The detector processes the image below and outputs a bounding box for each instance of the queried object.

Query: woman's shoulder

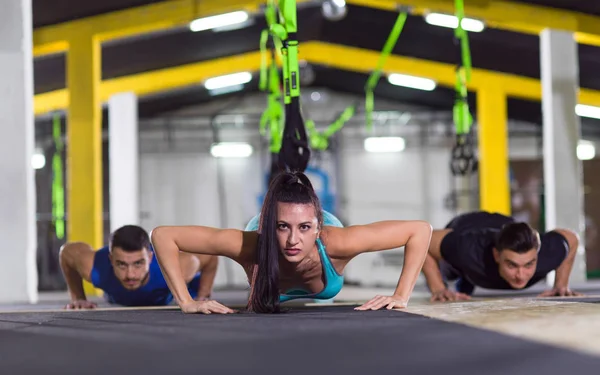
[319,225,348,258]
[322,210,344,228]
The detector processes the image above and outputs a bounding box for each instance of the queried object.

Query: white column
[0,0,38,303]
[540,29,587,285]
[108,92,139,232]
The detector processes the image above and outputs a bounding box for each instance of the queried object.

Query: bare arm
[327,220,432,303]
[59,242,95,302]
[421,253,447,293]
[422,229,452,292]
[150,226,256,306]
[417,228,472,301]
[428,229,453,260]
[552,229,580,290]
[197,255,218,300]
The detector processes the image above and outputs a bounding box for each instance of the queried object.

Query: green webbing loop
[271,0,300,103]
[259,29,269,92]
[265,0,278,30]
[52,113,65,239]
[259,6,285,154]
[364,12,408,131]
[453,0,473,137]
[270,23,289,104]
[264,0,284,59]
[306,104,356,151]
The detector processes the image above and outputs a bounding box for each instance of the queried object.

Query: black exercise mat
[0,305,599,375]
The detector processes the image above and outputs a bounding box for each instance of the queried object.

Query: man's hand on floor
[430,289,471,302]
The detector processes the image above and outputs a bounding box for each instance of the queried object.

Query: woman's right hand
[179,299,237,314]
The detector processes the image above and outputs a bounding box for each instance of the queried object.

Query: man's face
[493,248,538,289]
[109,247,152,290]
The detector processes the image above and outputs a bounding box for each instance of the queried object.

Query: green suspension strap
[52,113,65,240]
[263,0,355,169]
[260,0,286,183]
[450,0,477,176]
[364,11,408,131]
[259,26,284,153]
[305,104,356,151]
[270,0,311,172]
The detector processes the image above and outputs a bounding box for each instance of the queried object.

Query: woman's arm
[326,220,432,309]
[150,226,256,313]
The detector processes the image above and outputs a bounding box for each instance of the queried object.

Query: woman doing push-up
[150,171,432,314]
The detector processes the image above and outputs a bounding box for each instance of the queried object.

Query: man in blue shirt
[59,225,218,309]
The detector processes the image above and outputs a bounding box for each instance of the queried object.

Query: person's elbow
[406,221,433,252]
[555,228,580,252]
[413,220,433,239]
[59,242,88,265]
[150,226,175,251]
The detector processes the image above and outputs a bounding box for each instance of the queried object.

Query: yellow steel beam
[33,41,68,58]
[304,42,534,100]
[346,0,600,47]
[477,83,510,215]
[32,0,600,59]
[35,91,69,115]
[33,42,600,115]
[66,35,103,295]
[33,0,266,57]
[102,52,262,98]
[34,50,263,115]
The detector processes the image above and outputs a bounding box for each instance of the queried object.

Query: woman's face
[276,202,319,262]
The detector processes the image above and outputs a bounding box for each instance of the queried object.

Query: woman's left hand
[354,295,408,311]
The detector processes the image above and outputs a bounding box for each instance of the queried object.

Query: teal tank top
[244,210,345,302]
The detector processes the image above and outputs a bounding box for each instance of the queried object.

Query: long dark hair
[247,171,323,313]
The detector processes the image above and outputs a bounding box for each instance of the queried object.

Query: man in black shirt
[423,211,582,302]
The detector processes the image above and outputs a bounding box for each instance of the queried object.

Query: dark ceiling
[31,0,600,130]
[32,0,169,28]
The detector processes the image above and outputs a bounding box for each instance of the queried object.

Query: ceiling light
[32,149,45,169]
[210,142,253,158]
[364,137,406,153]
[577,140,595,161]
[204,72,252,90]
[207,84,245,96]
[189,11,249,32]
[387,73,436,91]
[576,104,600,120]
[322,0,347,21]
[424,13,485,33]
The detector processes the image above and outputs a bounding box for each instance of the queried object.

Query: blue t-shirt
[90,246,201,306]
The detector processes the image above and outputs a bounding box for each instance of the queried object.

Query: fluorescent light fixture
[364,137,406,153]
[189,11,249,32]
[424,13,485,33]
[576,104,600,119]
[208,84,245,97]
[577,140,595,161]
[322,0,347,21]
[210,142,253,158]
[32,150,45,169]
[387,73,436,91]
[204,72,252,91]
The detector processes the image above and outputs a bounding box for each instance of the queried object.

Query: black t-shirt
[440,228,569,290]
[445,211,514,232]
